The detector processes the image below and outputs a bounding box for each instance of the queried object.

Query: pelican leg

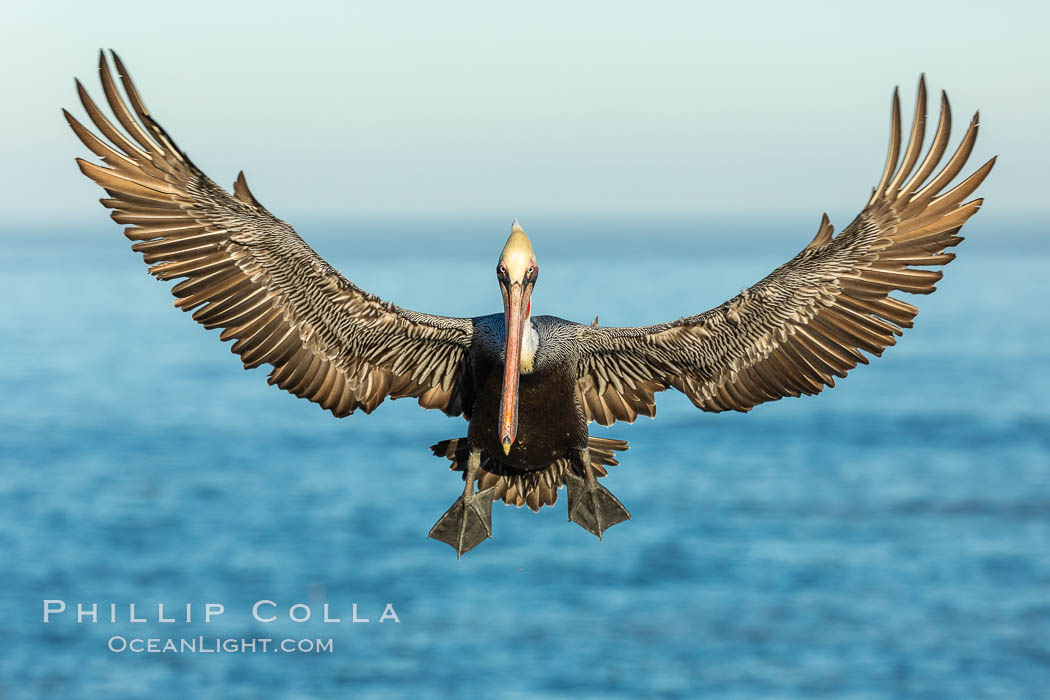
[566,447,631,539]
[428,449,495,558]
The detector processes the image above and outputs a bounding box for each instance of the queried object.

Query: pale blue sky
[3,0,1047,227]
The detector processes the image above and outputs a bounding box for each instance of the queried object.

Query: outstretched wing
[66,51,474,417]
[575,77,995,425]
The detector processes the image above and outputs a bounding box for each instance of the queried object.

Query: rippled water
[1,218,1048,698]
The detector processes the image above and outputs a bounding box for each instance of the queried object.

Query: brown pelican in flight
[66,52,994,556]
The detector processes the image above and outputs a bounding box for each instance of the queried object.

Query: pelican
[66,52,995,556]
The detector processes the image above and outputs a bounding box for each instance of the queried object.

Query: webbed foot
[429,446,494,557]
[565,472,631,539]
[428,487,495,557]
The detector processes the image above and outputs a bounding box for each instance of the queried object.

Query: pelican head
[497,220,539,455]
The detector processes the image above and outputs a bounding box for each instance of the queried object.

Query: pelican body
[470,314,586,470]
[67,52,995,555]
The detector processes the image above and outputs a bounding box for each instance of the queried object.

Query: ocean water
[1,217,1048,698]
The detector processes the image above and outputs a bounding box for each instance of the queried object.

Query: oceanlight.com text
[107,636,335,654]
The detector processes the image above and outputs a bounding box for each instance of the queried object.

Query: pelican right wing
[575,77,995,425]
[67,51,474,418]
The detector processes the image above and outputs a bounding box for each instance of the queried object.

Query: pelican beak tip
[501,438,512,456]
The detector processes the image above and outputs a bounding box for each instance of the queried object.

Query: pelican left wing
[66,51,473,417]
[575,77,994,425]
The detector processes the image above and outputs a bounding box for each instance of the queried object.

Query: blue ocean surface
[0,216,1047,698]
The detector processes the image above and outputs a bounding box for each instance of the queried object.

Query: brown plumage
[431,436,628,512]
[574,79,995,420]
[67,52,993,551]
[66,51,475,421]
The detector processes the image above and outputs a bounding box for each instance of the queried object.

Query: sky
[3,0,1048,229]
